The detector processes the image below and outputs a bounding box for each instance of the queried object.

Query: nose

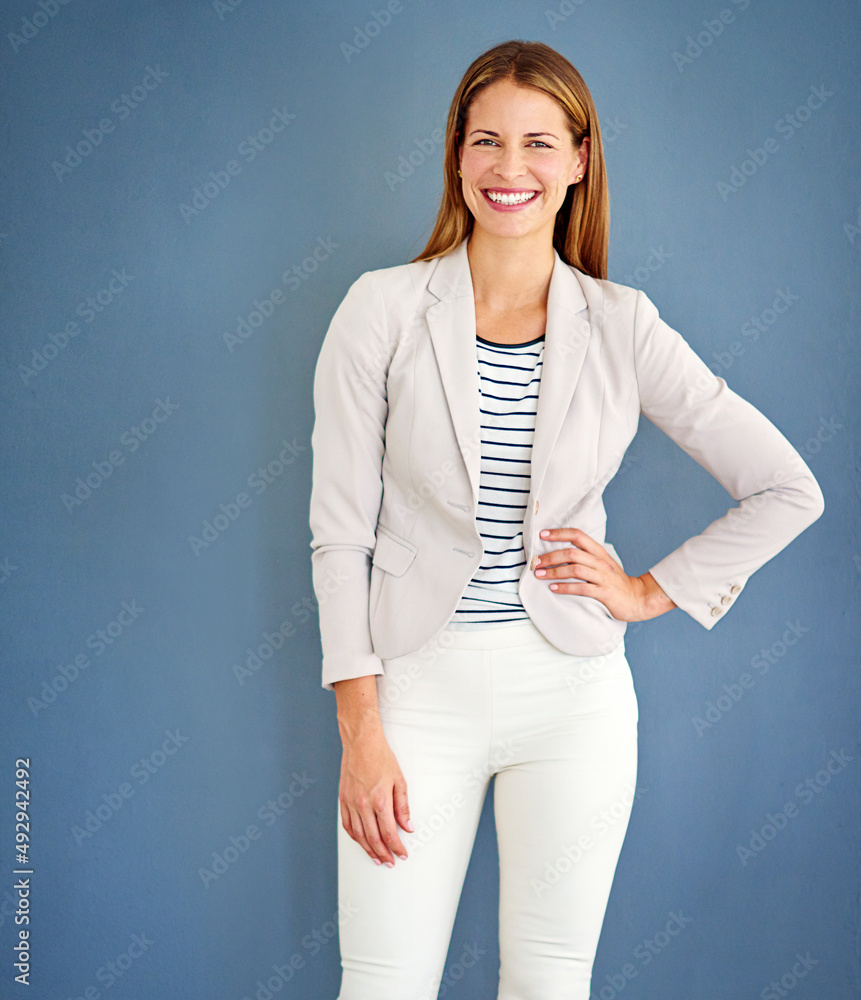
[494,144,528,180]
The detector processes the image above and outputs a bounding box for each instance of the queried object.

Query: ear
[570,135,590,184]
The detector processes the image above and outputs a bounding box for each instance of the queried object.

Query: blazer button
[730,584,741,594]
[721,594,731,605]
[529,555,538,571]
[534,500,539,514]
[710,606,722,617]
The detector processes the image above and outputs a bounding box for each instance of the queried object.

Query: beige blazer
[309,237,824,691]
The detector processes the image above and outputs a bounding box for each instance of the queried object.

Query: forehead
[466,79,566,125]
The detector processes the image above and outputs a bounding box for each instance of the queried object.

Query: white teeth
[486,190,538,205]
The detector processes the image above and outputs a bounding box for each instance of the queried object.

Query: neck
[465,229,556,311]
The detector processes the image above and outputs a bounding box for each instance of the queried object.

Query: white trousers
[335,617,639,1000]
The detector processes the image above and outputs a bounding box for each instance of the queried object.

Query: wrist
[636,572,677,621]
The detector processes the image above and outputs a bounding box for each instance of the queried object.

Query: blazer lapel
[425,237,594,505]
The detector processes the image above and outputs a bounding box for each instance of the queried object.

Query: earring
[575,174,583,182]
[457,169,462,177]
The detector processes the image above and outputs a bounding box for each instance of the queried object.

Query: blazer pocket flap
[372,525,418,577]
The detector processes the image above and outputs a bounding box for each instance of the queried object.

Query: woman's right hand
[339,727,414,867]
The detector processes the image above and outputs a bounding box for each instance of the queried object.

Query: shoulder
[357,255,436,293]
[567,267,652,329]
[341,255,439,319]
[576,269,644,307]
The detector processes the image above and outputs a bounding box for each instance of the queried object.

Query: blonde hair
[411,39,609,279]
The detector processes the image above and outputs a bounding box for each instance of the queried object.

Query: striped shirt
[447,331,545,628]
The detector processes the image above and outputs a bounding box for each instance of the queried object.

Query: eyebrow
[468,129,560,139]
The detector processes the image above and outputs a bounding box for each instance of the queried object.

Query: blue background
[1,1,859,997]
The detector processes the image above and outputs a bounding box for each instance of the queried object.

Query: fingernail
[540,530,550,537]
[373,858,382,866]
[384,861,394,868]
[535,569,545,576]
[405,820,415,832]
[396,853,408,861]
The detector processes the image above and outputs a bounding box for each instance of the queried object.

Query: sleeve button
[721,595,732,605]
[730,584,741,594]
[710,606,722,617]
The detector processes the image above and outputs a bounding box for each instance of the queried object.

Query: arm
[333,675,385,739]
[309,271,390,690]
[632,288,825,627]
[311,274,415,867]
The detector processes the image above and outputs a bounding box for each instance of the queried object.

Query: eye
[528,140,552,148]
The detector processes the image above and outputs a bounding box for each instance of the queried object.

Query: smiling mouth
[483,189,539,206]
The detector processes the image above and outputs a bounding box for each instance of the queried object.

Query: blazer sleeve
[632,288,825,628]
[309,271,390,691]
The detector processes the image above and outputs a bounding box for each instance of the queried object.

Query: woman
[308,39,824,1000]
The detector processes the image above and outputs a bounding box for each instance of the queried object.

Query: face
[457,78,588,244]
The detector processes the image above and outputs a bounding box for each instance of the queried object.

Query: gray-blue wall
[1,1,858,997]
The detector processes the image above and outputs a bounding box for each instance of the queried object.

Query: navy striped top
[447,332,545,627]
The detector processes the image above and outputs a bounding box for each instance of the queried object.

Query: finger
[377,806,409,862]
[376,782,411,861]
[358,800,396,866]
[345,806,379,864]
[548,527,601,556]
[539,527,596,548]
[393,778,414,837]
[549,579,603,598]
[537,548,599,572]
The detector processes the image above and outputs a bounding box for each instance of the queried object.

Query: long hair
[410,40,609,279]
